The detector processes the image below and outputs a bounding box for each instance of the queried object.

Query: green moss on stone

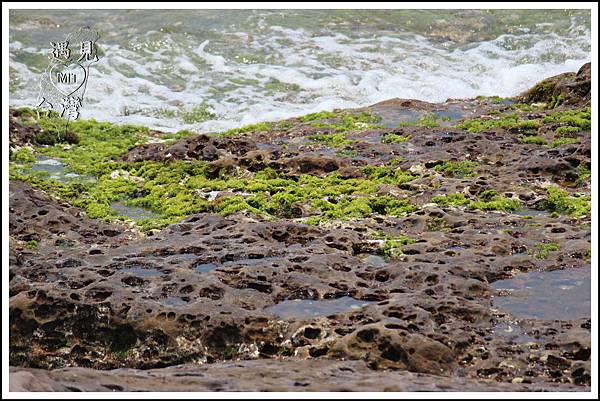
[217,121,273,137]
[519,136,548,145]
[540,187,590,218]
[432,190,519,212]
[549,138,579,148]
[399,113,440,128]
[310,132,357,148]
[434,160,478,178]
[10,148,36,164]
[530,242,560,259]
[431,193,470,206]
[456,113,540,133]
[381,132,411,144]
[542,108,591,131]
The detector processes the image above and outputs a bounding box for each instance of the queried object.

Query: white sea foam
[9,21,591,133]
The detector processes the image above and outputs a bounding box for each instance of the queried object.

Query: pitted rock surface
[9,66,591,391]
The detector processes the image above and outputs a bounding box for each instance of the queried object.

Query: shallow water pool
[492,266,590,320]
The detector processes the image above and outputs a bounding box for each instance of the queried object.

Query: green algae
[381,132,411,144]
[30,116,150,176]
[216,121,273,137]
[476,95,511,104]
[432,190,520,212]
[519,136,548,145]
[542,107,591,131]
[547,94,566,109]
[455,107,590,151]
[549,138,579,148]
[468,191,520,212]
[433,160,478,178]
[12,144,419,229]
[399,113,440,128]
[530,242,560,259]
[426,216,448,232]
[234,109,381,139]
[385,157,406,166]
[555,126,581,137]
[10,103,589,235]
[362,165,417,185]
[10,148,36,164]
[298,111,338,122]
[310,110,383,132]
[310,132,357,148]
[25,240,39,250]
[335,149,358,158]
[371,231,416,257]
[576,164,591,186]
[455,112,540,133]
[540,187,590,218]
[431,193,470,207]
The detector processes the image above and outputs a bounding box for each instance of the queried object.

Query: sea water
[9,10,591,133]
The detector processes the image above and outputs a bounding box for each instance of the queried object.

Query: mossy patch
[216,121,273,137]
[555,125,580,137]
[309,132,357,148]
[433,160,478,178]
[25,240,39,250]
[381,132,411,144]
[179,103,217,124]
[426,216,448,232]
[468,190,520,212]
[549,138,579,148]
[310,110,383,132]
[455,112,540,133]
[432,190,520,212]
[371,231,416,257]
[399,113,440,128]
[362,165,417,185]
[542,108,590,131]
[576,164,591,186]
[10,147,36,164]
[298,111,338,122]
[519,136,548,145]
[539,187,590,218]
[530,242,560,259]
[12,147,419,230]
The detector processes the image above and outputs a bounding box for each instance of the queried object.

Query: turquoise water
[9,10,591,132]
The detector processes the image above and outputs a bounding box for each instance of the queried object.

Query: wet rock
[10,359,577,392]
[8,64,592,391]
[519,62,591,106]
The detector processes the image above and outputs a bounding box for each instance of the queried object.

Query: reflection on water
[193,262,218,273]
[110,201,160,221]
[492,323,537,344]
[379,109,423,128]
[492,266,590,320]
[265,296,374,319]
[30,156,93,183]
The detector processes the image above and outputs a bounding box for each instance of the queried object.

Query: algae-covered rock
[8,64,592,391]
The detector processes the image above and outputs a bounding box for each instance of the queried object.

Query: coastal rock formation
[9,65,592,391]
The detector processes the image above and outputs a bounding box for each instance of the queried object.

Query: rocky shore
[8,63,591,391]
